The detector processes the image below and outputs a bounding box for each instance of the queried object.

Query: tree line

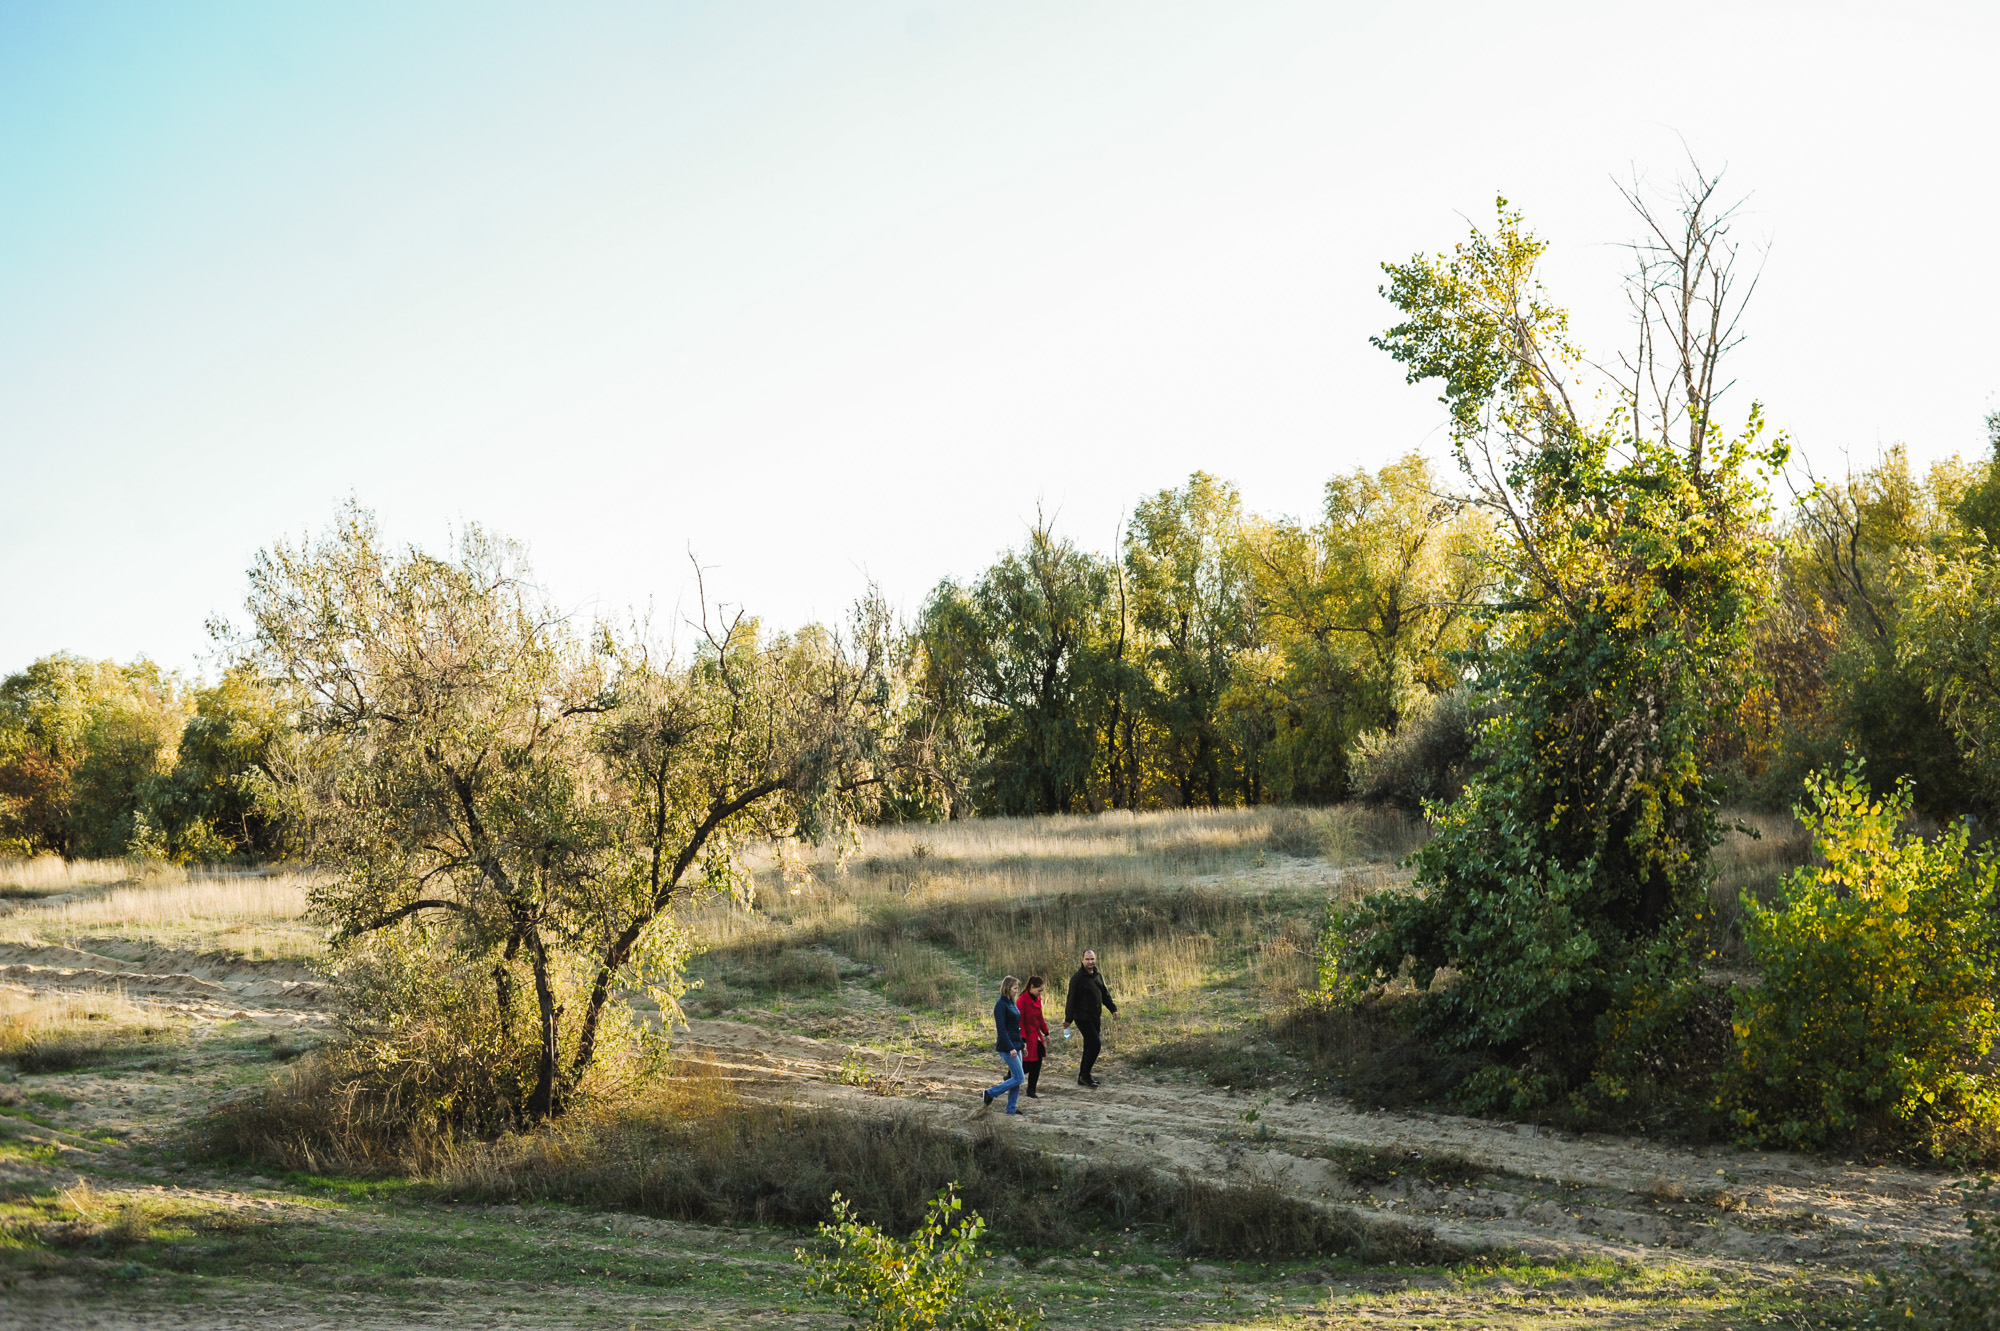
[6,434,2000,864]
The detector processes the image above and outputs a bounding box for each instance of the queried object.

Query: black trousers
[1076,1018,1102,1082]
[1023,1058,1042,1095]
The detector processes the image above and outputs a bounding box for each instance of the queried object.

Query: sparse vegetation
[1871,1181,2000,1329]
[0,865,320,957]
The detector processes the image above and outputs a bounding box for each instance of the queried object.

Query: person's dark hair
[1027,974,1044,990]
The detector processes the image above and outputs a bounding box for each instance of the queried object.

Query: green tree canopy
[247,505,916,1121]
[1340,174,1789,1108]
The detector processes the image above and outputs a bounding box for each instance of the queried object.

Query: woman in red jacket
[1017,975,1051,1097]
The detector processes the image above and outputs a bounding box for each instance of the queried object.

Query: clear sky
[3,1,1996,677]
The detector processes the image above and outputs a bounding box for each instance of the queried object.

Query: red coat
[1017,991,1050,1061]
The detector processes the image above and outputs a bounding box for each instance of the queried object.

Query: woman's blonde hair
[1000,975,1019,998]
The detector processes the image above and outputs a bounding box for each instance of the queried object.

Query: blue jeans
[987,1050,1024,1112]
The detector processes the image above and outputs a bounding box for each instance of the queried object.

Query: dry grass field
[0,809,1915,1330]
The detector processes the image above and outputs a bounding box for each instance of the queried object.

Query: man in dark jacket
[1062,949,1117,1087]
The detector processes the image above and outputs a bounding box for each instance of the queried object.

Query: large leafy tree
[1339,175,1788,1107]
[1125,472,1258,807]
[0,654,187,858]
[1244,453,1493,802]
[913,517,1117,816]
[247,506,912,1121]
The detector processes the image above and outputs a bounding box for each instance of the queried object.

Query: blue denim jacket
[993,996,1024,1054]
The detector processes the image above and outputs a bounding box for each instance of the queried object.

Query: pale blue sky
[4,1,1997,675]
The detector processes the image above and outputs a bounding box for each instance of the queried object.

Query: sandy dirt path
[681,1018,1963,1274]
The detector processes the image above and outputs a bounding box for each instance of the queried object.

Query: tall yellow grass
[0,870,322,959]
[0,984,183,1069]
[680,805,1426,1047]
[0,856,134,895]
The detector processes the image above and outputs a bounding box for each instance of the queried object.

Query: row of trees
[0,655,282,861]
[911,431,2000,828]
[0,457,1503,858]
[911,459,1493,817]
[9,430,2000,863]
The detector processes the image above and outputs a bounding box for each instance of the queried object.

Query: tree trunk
[524,928,562,1120]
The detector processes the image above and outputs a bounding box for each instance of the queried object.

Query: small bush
[1263,809,1325,857]
[1724,765,2000,1154]
[1262,806,1427,862]
[764,948,841,993]
[880,945,968,1010]
[798,1185,1040,1331]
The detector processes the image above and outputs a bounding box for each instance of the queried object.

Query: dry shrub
[1250,918,1318,1002]
[200,958,659,1172]
[745,948,841,993]
[37,1181,169,1252]
[0,987,181,1073]
[1703,812,1812,963]
[200,1025,526,1172]
[1264,807,1427,863]
[862,942,967,1010]
[1347,688,1494,814]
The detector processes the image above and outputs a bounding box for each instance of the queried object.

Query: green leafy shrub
[1724,765,2000,1153]
[797,1186,1039,1331]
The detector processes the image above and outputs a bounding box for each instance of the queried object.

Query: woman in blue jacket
[984,976,1027,1114]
